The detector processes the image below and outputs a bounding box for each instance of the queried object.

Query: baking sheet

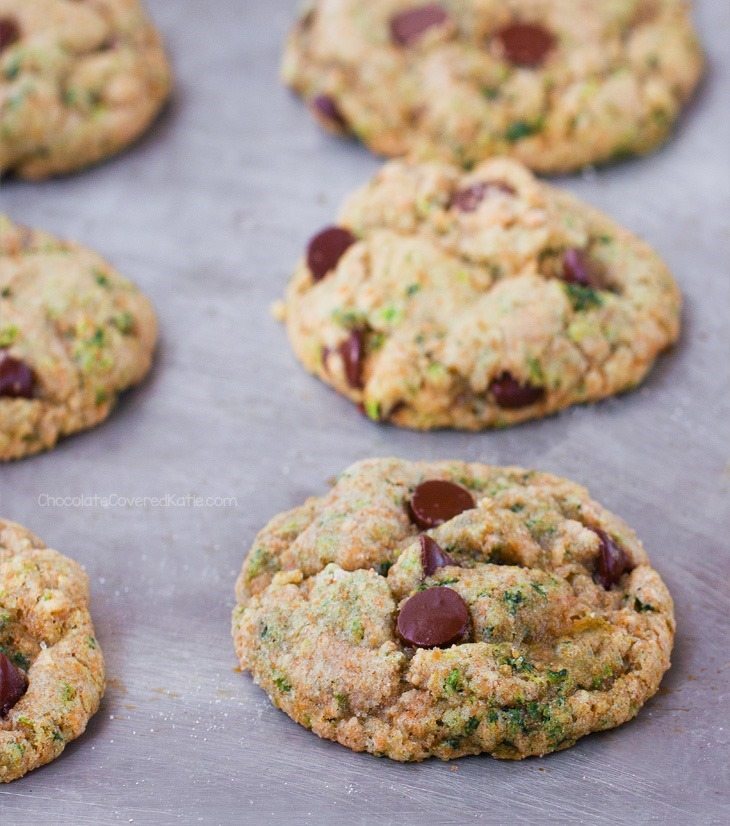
[1,1,728,823]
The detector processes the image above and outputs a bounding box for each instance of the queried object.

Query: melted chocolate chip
[420,535,457,576]
[450,181,515,212]
[0,17,20,52]
[311,94,348,131]
[306,226,357,282]
[562,248,603,288]
[496,22,555,68]
[338,329,366,389]
[489,372,544,409]
[408,480,475,530]
[390,4,449,46]
[397,587,470,648]
[0,351,35,398]
[593,529,633,589]
[0,652,28,717]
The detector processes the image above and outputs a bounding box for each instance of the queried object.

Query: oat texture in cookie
[281,158,681,430]
[232,458,675,762]
[0,0,171,179]
[0,214,157,460]
[0,520,105,782]
[283,0,703,173]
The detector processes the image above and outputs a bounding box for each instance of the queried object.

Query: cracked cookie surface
[0,519,105,782]
[232,458,674,762]
[283,0,703,173]
[0,214,157,460]
[282,158,681,430]
[0,0,171,179]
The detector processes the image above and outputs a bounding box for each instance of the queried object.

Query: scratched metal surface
[0,1,728,823]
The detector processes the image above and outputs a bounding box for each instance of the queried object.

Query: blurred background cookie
[283,0,703,172]
[0,0,171,179]
[0,215,157,460]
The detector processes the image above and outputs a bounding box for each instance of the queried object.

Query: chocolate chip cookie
[232,458,675,762]
[281,158,681,430]
[283,0,703,173]
[0,214,157,460]
[0,0,171,179]
[1,519,105,782]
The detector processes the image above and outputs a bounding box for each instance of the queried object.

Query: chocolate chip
[306,226,357,282]
[0,17,20,52]
[450,181,515,212]
[0,351,35,398]
[408,480,475,530]
[562,248,605,288]
[390,4,449,46]
[338,329,365,389]
[0,652,28,717]
[397,587,470,648]
[420,535,457,576]
[593,529,633,589]
[311,94,348,131]
[489,372,544,409]
[496,22,555,68]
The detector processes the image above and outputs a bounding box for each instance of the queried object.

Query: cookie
[0,519,105,782]
[0,214,157,460]
[232,458,674,762]
[280,158,681,430]
[0,0,171,180]
[282,0,703,173]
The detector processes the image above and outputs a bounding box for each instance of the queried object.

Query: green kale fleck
[634,597,656,613]
[503,655,535,674]
[272,673,292,693]
[564,283,603,312]
[93,269,111,288]
[443,669,463,694]
[0,325,19,347]
[547,668,569,684]
[505,119,543,143]
[503,588,526,615]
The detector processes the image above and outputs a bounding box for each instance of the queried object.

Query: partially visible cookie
[0,520,105,782]
[0,0,171,179]
[232,458,675,762]
[283,0,703,173]
[281,157,681,430]
[0,214,157,460]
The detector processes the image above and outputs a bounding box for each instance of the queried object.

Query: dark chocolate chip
[593,529,633,589]
[0,652,28,717]
[489,372,544,409]
[562,248,603,288]
[496,22,555,68]
[450,181,515,212]
[338,329,365,389]
[306,226,357,282]
[311,94,348,131]
[397,587,470,648]
[390,4,449,46]
[0,351,35,398]
[408,480,475,530]
[420,535,457,576]
[0,17,20,52]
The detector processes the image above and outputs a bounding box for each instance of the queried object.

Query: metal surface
[1,1,728,823]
